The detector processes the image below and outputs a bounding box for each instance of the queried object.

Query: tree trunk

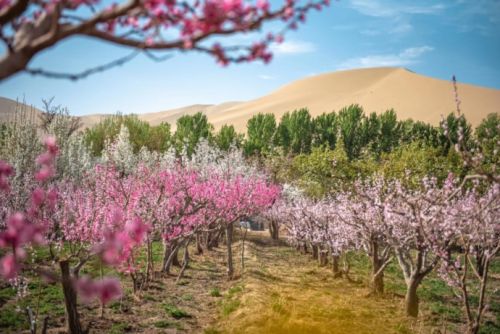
[332,254,341,278]
[226,223,234,279]
[146,238,154,281]
[209,229,222,249]
[172,245,180,267]
[60,260,84,334]
[370,242,384,295]
[204,231,212,250]
[176,240,191,284]
[195,233,203,255]
[269,221,279,240]
[163,242,181,274]
[312,244,318,260]
[162,241,173,272]
[405,276,420,317]
[318,249,328,267]
[371,264,384,295]
[241,227,248,271]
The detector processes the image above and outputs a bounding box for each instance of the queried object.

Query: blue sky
[1,0,499,116]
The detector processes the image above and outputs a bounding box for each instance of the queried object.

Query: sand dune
[1,68,499,132]
[0,97,43,123]
[202,67,499,131]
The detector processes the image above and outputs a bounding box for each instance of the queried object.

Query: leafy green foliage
[244,113,276,156]
[210,287,222,297]
[475,113,499,174]
[84,114,171,156]
[173,112,213,155]
[214,124,244,151]
[337,104,367,160]
[311,112,338,149]
[380,142,463,187]
[163,303,191,319]
[438,112,472,154]
[274,108,313,154]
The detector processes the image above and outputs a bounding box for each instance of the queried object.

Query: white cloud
[349,0,445,18]
[258,74,275,80]
[337,46,434,70]
[271,40,316,55]
[391,22,413,34]
[359,21,413,36]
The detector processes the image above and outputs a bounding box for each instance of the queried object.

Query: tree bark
[226,223,234,279]
[195,233,203,255]
[269,221,279,240]
[312,244,318,260]
[146,238,154,281]
[161,241,173,272]
[332,254,341,278]
[171,244,181,267]
[370,241,384,295]
[60,260,84,334]
[176,239,191,284]
[241,227,247,271]
[163,242,181,274]
[318,249,328,267]
[405,276,420,317]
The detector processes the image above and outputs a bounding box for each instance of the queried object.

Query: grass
[1,232,498,333]
[109,322,131,334]
[221,299,241,316]
[211,232,500,334]
[154,319,184,330]
[163,303,191,319]
[0,240,231,333]
[210,287,222,297]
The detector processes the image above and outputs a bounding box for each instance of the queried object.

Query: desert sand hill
[2,68,499,131]
[0,97,42,123]
[201,67,499,131]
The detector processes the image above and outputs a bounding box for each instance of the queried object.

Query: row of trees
[83,106,497,165]
[1,101,498,333]
[264,175,498,334]
[83,112,244,157]
[243,105,478,158]
[1,109,280,333]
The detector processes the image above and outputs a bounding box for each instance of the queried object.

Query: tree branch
[0,0,29,26]
[25,50,141,80]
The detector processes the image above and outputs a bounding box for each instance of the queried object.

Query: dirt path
[210,231,417,334]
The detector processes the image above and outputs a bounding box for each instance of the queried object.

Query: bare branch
[0,0,29,26]
[25,50,141,81]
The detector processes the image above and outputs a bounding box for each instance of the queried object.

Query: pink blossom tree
[432,183,499,334]
[384,175,460,317]
[334,177,394,295]
[1,137,125,333]
[211,175,279,278]
[0,0,329,80]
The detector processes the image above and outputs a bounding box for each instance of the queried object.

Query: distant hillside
[0,97,42,124]
[2,68,499,131]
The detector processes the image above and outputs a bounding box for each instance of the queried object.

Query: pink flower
[0,254,20,279]
[43,136,58,154]
[95,278,122,305]
[74,276,96,303]
[0,160,13,191]
[35,152,54,166]
[35,166,55,182]
[256,0,269,11]
[125,218,149,244]
[31,187,46,207]
[75,277,122,305]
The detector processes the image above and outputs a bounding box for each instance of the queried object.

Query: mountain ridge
[1,67,499,131]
